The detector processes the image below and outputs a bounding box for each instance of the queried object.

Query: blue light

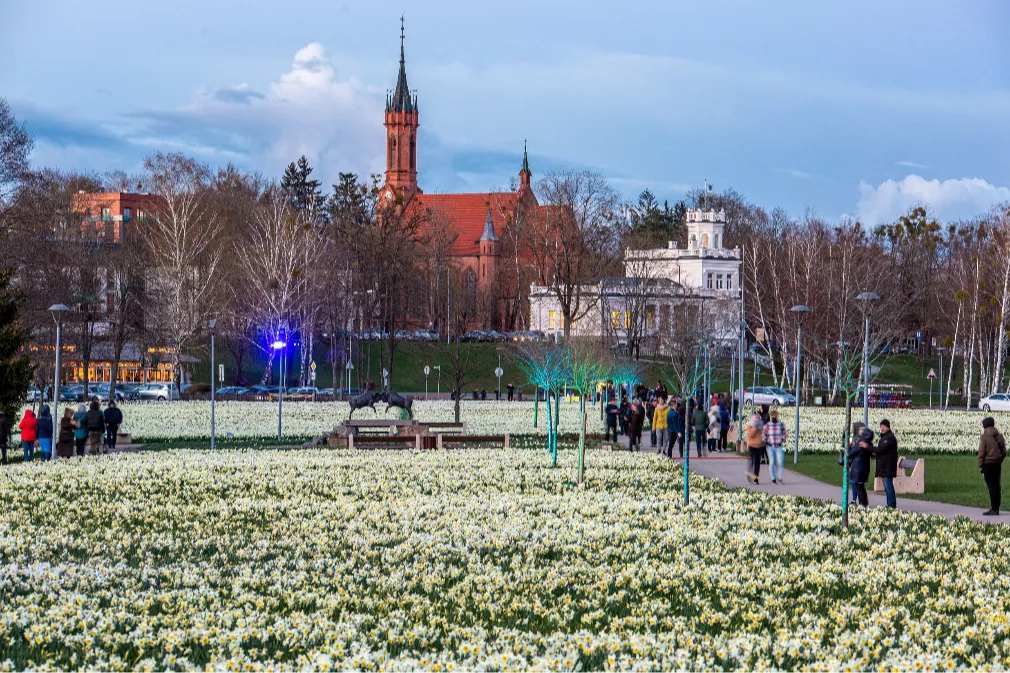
[271,340,287,350]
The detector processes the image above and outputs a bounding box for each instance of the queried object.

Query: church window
[716,273,724,290]
[409,136,416,170]
[389,136,397,169]
[707,273,713,289]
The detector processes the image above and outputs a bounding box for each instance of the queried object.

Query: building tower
[519,140,532,193]
[384,17,420,197]
[478,205,500,289]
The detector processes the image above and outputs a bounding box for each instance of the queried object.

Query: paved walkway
[611,434,1003,525]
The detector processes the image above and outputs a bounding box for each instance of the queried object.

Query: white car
[979,393,1010,412]
[743,386,797,406]
[137,382,181,401]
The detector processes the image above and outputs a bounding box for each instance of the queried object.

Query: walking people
[653,396,669,452]
[36,405,54,461]
[744,412,765,484]
[18,408,37,462]
[629,399,645,451]
[978,416,1006,516]
[872,418,898,509]
[619,397,630,438]
[604,396,619,442]
[507,382,514,402]
[72,404,88,457]
[0,410,9,465]
[848,422,865,504]
[667,399,682,459]
[647,396,657,447]
[691,398,708,457]
[57,408,75,458]
[762,408,788,484]
[848,427,874,507]
[707,404,720,453]
[719,403,731,452]
[104,401,123,452]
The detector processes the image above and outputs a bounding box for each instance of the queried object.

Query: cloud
[775,168,813,180]
[895,160,930,169]
[119,42,386,182]
[857,174,1010,225]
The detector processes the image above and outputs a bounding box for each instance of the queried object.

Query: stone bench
[874,456,924,494]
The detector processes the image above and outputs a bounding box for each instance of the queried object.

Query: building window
[464,267,477,313]
[690,234,697,249]
[716,273,724,290]
[611,310,621,329]
[549,311,556,330]
[624,312,630,329]
[101,207,111,221]
[137,209,144,221]
[409,136,416,170]
[123,207,131,221]
[389,136,397,169]
[646,309,656,331]
[702,233,709,248]
[727,274,733,290]
[707,273,713,289]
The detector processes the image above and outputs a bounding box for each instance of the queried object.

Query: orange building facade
[72,191,162,244]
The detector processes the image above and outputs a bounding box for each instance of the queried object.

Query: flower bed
[1,449,1008,670]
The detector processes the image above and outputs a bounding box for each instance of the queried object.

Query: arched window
[702,233,710,248]
[713,234,720,248]
[689,234,697,249]
[409,136,416,170]
[388,136,397,169]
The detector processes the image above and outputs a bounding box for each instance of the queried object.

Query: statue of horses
[348,391,382,419]
[382,390,414,419]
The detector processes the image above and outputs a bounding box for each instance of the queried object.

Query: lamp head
[208,319,217,331]
[48,304,70,313]
[856,291,880,302]
[790,305,811,314]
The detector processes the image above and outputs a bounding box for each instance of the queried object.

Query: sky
[2,0,1009,225]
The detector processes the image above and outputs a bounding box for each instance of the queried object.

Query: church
[379,22,554,328]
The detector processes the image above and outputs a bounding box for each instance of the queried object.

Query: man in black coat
[85,401,105,456]
[873,418,899,508]
[104,401,124,451]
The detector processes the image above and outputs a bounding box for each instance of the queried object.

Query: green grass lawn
[790,453,998,509]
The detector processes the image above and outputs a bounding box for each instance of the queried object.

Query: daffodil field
[2,448,1010,671]
[34,401,1005,454]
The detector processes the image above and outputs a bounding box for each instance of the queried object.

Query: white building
[529,208,742,351]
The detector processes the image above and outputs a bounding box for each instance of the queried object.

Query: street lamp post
[790,305,811,464]
[209,320,217,450]
[273,328,287,440]
[856,292,880,426]
[49,304,69,460]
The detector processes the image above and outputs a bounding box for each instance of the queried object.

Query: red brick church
[380,22,554,329]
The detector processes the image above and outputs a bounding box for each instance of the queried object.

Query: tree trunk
[946,301,962,409]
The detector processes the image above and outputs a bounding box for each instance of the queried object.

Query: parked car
[288,386,320,396]
[92,383,126,402]
[743,386,796,406]
[26,385,43,402]
[137,382,181,401]
[117,383,144,401]
[394,330,413,340]
[216,386,249,395]
[979,393,1010,412]
[317,388,335,396]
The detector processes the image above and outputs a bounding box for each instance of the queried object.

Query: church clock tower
[384,18,420,199]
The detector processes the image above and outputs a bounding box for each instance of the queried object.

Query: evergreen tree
[281,155,324,220]
[0,269,32,421]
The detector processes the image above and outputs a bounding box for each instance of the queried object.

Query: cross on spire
[400,15,405,63]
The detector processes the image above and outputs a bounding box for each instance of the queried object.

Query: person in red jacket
[18,409,37,462]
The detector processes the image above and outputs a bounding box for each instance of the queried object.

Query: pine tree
[0,269,32,421]
[281,155,324,220]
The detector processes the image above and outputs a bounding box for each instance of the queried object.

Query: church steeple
[519,139,532,191]
[384,16,420,196]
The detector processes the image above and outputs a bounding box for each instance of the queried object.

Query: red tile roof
[415,192,519,257]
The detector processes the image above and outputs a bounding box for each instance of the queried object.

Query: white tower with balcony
[687,208,726,252]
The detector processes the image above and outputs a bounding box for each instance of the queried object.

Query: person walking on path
[653,396,669,453]
[618,397,630,438]
[848,427,874,507]
[628,399,645,451]
[666,400,682,458]
[872,418,898,508]
[691,400,708,458]
[104,401,123,452]
[72,404,88,458]
[57,408,75,458]
[762,408,788,484]
[18,409,37,462]
[36,405,54,461]
[0,410,9,465]
[719,404,731,452]
[707,404,721,453]
[744,413,765,484]
[646,396,657,447]
[85,400,105,455]
[507,382,514,402]
[604,396,619,442]
[978,416,1006,516]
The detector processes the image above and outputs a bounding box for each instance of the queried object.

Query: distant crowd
[0,400,125,464]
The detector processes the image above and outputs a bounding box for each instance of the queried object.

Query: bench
[347,434,425,450]
[874,456,924,494]
[424,422,467,435]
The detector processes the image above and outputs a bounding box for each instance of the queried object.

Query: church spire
[389,15,414,113]
[480,205,499,242]
[519,139,532,191]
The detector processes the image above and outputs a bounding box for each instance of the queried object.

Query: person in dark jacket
[72,404,88,458]
[872,418,898,508]
[36,405,54,461]
[0,410,9,465]
[848,427,874,507]
[104,401,124,451]
[85,400,105,456]
[604,397,619,442]
[628,399,645,451]
[691,401,708,457]
[618,398,630,438]
[57,408,75,458]
[978,416,1006,516]
[666,401,682,459]
[719,405,731,452]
